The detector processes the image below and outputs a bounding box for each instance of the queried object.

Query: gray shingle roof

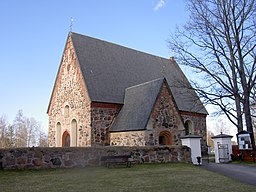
[71,32,207,114]
[111,78,164,132]
[211,133,233,139]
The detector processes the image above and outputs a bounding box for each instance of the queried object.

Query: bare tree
[25,117,39,147]
[13,110,27,147]
[0,111,48,148]
[0,115,8,148]
[5,125,15,147]
[0,116,16,148]
[37,130,48,147]
[168,0,256,147]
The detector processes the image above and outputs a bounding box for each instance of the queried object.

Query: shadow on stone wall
[0,146,191,170]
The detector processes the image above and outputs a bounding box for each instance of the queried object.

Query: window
[184,120,193,135]
[71,119,77,147]
[64,105,69,118]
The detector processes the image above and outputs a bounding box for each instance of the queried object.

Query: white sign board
[237,133,252,150]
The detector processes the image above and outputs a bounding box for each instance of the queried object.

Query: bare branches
[0,111,48,148]
[168,0,256,139]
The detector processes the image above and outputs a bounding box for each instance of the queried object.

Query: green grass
[0,163,255,192]
[231,160,256,166]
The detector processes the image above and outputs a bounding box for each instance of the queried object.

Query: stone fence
[0,146,191,170]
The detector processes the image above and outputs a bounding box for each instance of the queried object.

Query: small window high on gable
[64,105,69,118]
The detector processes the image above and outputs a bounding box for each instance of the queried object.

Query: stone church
[47,32,208,149]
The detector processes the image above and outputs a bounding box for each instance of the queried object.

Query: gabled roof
[69,32,207,114]
[111,78,165,132]
[212,133,233,139]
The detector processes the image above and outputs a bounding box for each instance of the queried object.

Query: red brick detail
[91,102,122,109]
[180,111,207,118]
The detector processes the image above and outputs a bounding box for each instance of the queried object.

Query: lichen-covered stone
[0,146,191,170]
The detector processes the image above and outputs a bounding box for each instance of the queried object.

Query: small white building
[212,133,233,163]
[181,135,202,165]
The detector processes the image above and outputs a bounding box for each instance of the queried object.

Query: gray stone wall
[147,83,184,145]
[0,146,191,170]
[91,107,119,146]
[111,131,146,146]
[110,83,185,146]
[181,114,207,153]
[48,37,91,147]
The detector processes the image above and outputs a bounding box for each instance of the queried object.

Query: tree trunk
[244,90,255,148]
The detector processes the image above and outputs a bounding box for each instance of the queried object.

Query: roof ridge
[70,32,173,62]
[69,32,208,114]
[125,78,165,91]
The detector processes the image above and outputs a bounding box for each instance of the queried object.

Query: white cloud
[154,0,166,11]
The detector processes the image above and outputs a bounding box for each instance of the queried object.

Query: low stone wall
[0,146,191,170]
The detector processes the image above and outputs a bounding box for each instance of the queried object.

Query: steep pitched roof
[111,78,165,132]
[70,32,207,114]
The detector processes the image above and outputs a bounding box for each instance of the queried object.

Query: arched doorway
[62,131,70,147]
[184,120,193,135]
[159,131,172,145]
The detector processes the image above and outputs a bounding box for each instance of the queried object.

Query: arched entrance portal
[159,131,172,145]
[62,131,70,147]
[184,120,193,135]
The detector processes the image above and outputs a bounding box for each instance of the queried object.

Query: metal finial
[70,17,74,32]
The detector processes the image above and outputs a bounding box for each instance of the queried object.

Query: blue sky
[0,0,189,132]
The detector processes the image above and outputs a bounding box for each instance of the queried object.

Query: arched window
[62,131,70,147]
[71,119,77,147]
[159,131,172,145]
[56,122,61,147]
[64,105,69,118]
[184,120,193,135]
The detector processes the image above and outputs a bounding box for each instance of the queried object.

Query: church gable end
[110,79,185,146]
[145,80,184,146]
[48,35,91,147]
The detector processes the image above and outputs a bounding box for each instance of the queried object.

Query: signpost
[237,131,253,150]
[236,130,255,162]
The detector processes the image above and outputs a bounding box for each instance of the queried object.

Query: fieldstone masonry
[181,113,207,153]
[110,83,184,146]
[111,131,146,146]
[146,83,184,145]
[91,107,119,146]
[48,37,91,147]
[47,33,207,156]
[0,146,191,170]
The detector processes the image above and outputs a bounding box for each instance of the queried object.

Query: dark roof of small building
[237,130,252,135]
[70,32,207,114]
[212,133,233,139]
[110,78,165,132]
[180,134,202,139]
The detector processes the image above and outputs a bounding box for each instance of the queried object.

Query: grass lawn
[231,160,256,166]
[0,163,255,192]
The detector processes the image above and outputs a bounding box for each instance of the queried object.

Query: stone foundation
[0,146,191,170]
[111,131,146,146]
